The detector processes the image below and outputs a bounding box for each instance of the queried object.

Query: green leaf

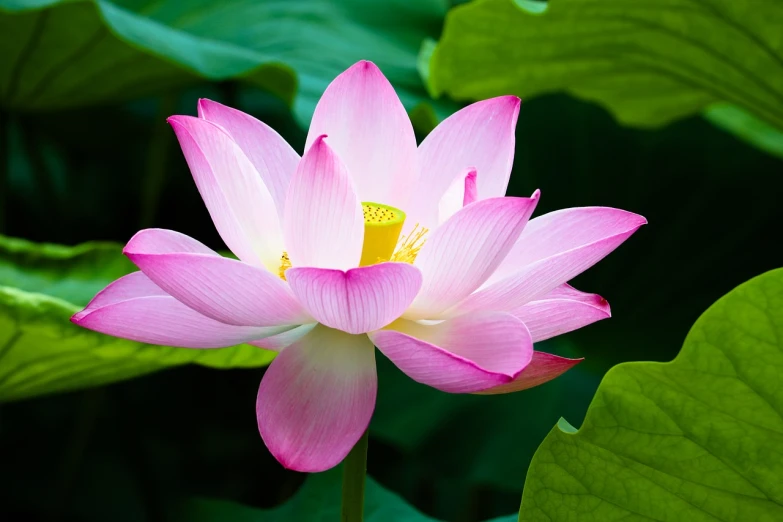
[0,235,276,402]
[519,268,783,521]
[177,467,517,522]
[0,0,455,126]
[704,103,783,159]
[429,0,783,157]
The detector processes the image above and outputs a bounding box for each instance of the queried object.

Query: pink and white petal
[476,351,583,395]
[511,284,611,342]
[197,99,299,217]
[256,325,376,472]
[408,96,520,229]
[168,115,283,272]
[304,61,417,208]
[283,136,363,270]
[286,262,422,335]
[438,167,477,224]
[463,170,478,206]
[72,295,289,348]
[249,323,317,351]
[404,195,539,320]
[125,252,310,328]
[72,272,167,321]
[487,207,647,284]
[369,312,533,394]
[454,207,646,315]
[124,228,217,256]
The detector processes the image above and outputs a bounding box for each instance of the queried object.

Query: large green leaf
[519,268,783,521]
[177,467,516,522]
[0,235,275,402]
[0,0,453,126]
[428,0,783,156]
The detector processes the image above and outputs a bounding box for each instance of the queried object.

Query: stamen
[391,224,428,264]
[278,251,292,280]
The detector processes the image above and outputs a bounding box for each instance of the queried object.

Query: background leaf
[0,0,455,125]
[519,268,783,521]
[0,235,276,402]
[178,467,517,522]
[428,0,783,157]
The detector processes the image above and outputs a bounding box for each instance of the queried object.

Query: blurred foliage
[428,0,783,158]
[521,268,783,521]
[0,0,782,521]
[177,468,517,522]
[0,235,276,402]
[0,0,455,126]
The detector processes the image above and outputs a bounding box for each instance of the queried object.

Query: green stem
[341,429,369,522]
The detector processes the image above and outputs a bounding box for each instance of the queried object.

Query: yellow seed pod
[360,202,405,266]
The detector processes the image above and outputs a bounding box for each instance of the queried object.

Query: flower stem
[341,429,369,522]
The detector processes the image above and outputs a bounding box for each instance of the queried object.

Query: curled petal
[476,351,582,395]
[369,312,533,393]
[511,284,611,342]
[438,167,478,224]
[257,326,376,472]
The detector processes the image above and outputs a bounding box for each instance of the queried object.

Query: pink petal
[463,170,478,206]
[72,272,288,348]
[437,167,477,224]
[197,99,300,218]
[476,351,582,395]
[256,325,376,472]
[511,284,611,342]
[455,207,646,315]
[168,115,283,272]
[283,136,363,270]
[249,324,316,351]
[405,194,539,320]
[125,229,309,327]
[369,312,533,393]
[286,262,422,334]
[72,271,167,318]
[409,96,520,229]
[304,61,417,208]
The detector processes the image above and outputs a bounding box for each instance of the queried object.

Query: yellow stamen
[391,224,428,264]
[278,251,292,280]
[360,202,405,266]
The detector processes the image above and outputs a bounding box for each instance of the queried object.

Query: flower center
[360,202,406,266]
[277,202,428,280]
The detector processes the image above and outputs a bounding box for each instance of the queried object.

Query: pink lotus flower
[72,61,645,472]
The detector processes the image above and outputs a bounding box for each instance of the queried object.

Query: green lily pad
[0,235,276,402]
[0,0,454,126]
[519,268,783,521]
[428,0,783,157]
